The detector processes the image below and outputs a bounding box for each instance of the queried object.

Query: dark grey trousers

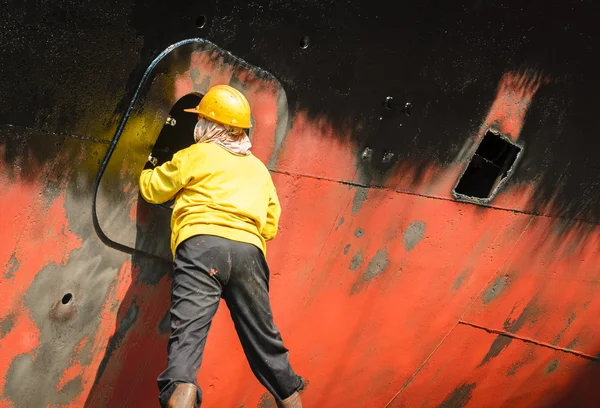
[157,235,304,407]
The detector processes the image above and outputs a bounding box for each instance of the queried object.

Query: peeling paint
[343,244,351,255]
[79,335,94,366]
[57,375,83,402]
[0,314,15,340]
[354,228,365,238]
[337,217,345,227]
[403,221,425,251]
[349,251,364,271]
[4,252,19,278]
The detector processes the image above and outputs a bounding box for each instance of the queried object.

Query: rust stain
[566,338,579,349]
[552,312,576,346]
[438,382,476,408]
[478,335,513,368]
[545,359,559,374]
[506,351,535,376]
[209,268,218,276]
[478,300,540,367]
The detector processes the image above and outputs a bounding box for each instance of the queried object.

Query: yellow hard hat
[184,85,252,128]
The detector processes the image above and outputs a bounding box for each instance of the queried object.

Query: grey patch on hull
[354,228,364,238]
[3,237,123,408]
[58,376,83,401]
[349,251,364,271]
[362,248,389,281]
[482,275,509,304]
[438,383,476,408]
[343,244,351,255]
[552,312,576,346]
[403,221,425,251]
[452,269,469,290]
[267,87,292,169]
[350,248,389,294]
[6,353,80,407]
[337,217,345,227]
[545,359,559,374]
[79,336,94,366]
[4,252,19,278]
[0,314,15,339]
[352,187,369,215]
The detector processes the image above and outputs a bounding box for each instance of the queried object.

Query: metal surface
[1,0,599,407]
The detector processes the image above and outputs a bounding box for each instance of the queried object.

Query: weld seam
[458,320,600,361]
[269,169,598,226]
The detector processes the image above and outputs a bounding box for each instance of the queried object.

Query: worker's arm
[261,182,281,241]
[139,152,188,204]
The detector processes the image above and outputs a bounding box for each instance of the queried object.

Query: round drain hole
[61,293,73,305]
[300,36,310,49]
[196,15,207,29]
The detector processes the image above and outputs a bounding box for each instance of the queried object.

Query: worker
[139,85,305,408]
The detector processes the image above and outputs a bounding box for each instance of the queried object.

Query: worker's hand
[143,154,158,170]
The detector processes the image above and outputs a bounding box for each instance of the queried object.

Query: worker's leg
[222,241,304,403]
[157,236,230,408]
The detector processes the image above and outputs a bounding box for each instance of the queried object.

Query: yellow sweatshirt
[138,142,281,257]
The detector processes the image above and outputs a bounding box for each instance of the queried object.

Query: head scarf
[193,117,252,156]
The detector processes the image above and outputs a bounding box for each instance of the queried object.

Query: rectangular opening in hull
[453,130,522,201]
